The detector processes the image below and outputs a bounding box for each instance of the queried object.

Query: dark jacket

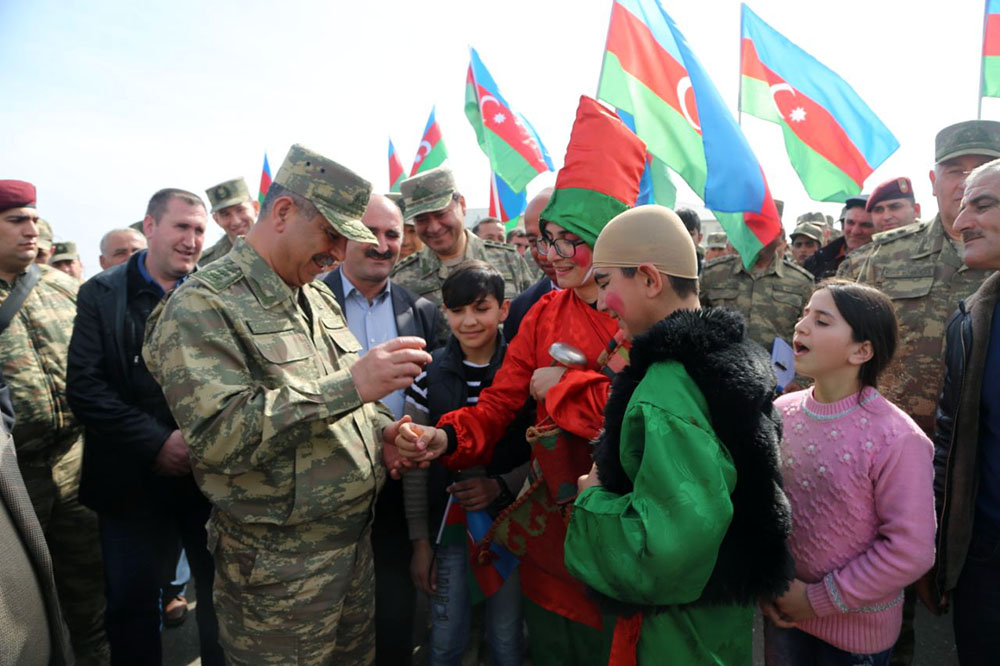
[504,276,555,342]
[67,253,205,517]
[934,272,1000,593]
[422,334,532,531]
[803,236,847,281]
[592,307,794,611]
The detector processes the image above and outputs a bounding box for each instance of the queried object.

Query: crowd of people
[0,96,998,666]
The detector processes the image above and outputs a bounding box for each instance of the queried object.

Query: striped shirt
[404,359,491,417]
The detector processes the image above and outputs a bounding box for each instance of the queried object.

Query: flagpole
[596,0,616,98]
[980,0,989,119]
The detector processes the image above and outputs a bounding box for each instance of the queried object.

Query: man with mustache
[143,145,432,665]
[322,193,441,666]
[200,177,258,266]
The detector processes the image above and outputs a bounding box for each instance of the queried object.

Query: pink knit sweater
[773,387,936,654]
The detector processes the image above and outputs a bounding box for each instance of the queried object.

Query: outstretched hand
[395,420,448,462]
[381,415,431,479]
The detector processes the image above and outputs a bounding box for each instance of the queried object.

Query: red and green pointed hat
[540,95,647,248]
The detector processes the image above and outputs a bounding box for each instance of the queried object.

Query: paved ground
[164,588,959,665]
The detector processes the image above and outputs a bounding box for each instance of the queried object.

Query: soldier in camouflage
[0,180,110,665]
[391,166,532,339]
[35,217,54,264]
[200,177,258,266]
[143,145,432,666]
[700,235,814,354]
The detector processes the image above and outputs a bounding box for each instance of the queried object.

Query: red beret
[0,180,37,212]
[866,177,914,212]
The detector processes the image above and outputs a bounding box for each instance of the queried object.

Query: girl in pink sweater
[763,279,936,665]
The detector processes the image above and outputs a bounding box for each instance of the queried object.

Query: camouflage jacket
[700,253,814,352]
[853,215,992,436]
[0,265,81,465]
[390,230,533,306]
[197,234,233,268]
[143,239,392,552]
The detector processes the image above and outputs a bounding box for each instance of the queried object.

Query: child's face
[445,294,509,354]
[595,267,649,340]
[792,288,867,379]
[541,222,594,290]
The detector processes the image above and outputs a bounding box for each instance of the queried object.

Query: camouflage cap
[206,177,252,213]
[790,222,823,243]
[796,211,826,225]
[936,120,1000,163]
[774,199,785,220]
[273,144,377,244]
[129,220,146,236]
[705,231,728,249]
[384,191,408,223]
[36,218,53,251]
[399,166,457,220]
[50,241,79,263]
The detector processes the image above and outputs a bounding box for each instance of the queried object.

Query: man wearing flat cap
[391,166,532,340]
[0,179,110,664]
[851,121,1000,664]
[143,145,432,665]
[49,241,84,281]
[867,176,921,233]
[201,177,258,266]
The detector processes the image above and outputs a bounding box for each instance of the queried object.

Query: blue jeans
[953,521,1000,665]
[430,541,523,666]
[98,501,223,666]
[764,621,892,666]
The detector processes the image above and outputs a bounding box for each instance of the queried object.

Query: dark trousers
[373,478,416,666]
[953,521,1000,666]
[98,498,223,666]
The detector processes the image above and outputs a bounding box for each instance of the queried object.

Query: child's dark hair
[441,260,505,309]
[816,278,898,389]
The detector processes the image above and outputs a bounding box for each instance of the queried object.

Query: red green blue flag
[489,172,528,231]
[616,108,677,208]
[740,5,898,202]
[598,0,781,267]
[983,0,1000,97]
[410,107,448,176]
[257,153,272,206]
[388,138,406,192]
[465,47,554,192]
[437,495,518,604]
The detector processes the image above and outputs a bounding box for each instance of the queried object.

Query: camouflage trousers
[211,526,376,665]
[20,440,110,666]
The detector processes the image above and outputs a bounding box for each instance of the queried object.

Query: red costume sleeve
[544,369,611,441]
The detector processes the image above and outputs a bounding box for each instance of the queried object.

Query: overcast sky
[1,0,994,278]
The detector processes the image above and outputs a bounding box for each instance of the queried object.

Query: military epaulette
[390,252,421,275]
[39,263,79,300]
[702,254,738,270]
[871,220,929,246]
[481,239,518,254]
[192,258,243,293]
[783,259,815,281]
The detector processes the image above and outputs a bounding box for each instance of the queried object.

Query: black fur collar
[590,307,793,611]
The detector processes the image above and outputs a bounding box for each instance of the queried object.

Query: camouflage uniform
[200,177,254,267]
[197,234,233,267]
[0,264,109,665]
[700,252,814,352]
[834,242,871,281]
[852,215,992,436]
[144,145,391,666]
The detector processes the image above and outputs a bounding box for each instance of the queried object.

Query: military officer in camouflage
[143,145,432,665]
[0,180,109,664]
[200,177,258,266]
[700,235,814,354]
[391,166,532,330]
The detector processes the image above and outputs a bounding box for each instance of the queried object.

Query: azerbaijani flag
[489,172,528,230]
[257,153,272,206]
[437,495,518,604]
[984,1,1000,97]
[410,107,448,176]
[466,47,554,192]
[740,5,898,203]
[598,0,781,267]
[388,138,406,192]
[617,108,677,207]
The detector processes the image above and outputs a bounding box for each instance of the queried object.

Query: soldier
[143,145,432,665]
[49,241,84,280]
[98,227,147,269]
[0,180,109,664]
[851,121,1000,666]
[200,177,258,266]
[805,194,870,280]
[704,231,730,262]
[472,216,505,242]
[789,221,823,267]
[700,236,814,354]
[867,176,921,232]
[35,217,54,264]
[391,166,532,311]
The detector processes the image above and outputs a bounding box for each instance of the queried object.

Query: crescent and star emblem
[769,83,797,120]
[676,77,700,131]
[414,140,432,163]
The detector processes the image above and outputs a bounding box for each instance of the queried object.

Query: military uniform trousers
[210,525,377,666]
[19,439,110,666]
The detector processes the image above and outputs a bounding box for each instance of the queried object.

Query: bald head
[99,228,147,269]
[524,187,555,279]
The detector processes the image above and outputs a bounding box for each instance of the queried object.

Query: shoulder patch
[702,255,738,270]
[192,257,243,293]
[38,263,80,300]
[872,220,928,246]
[783,260,814,281]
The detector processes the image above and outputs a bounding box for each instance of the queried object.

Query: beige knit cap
[592,205,699,279]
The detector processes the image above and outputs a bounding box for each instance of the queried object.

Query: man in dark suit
[505,188,557,341]
[323,193,441,666]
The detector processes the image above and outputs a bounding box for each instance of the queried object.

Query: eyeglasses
[536,236,587,258]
